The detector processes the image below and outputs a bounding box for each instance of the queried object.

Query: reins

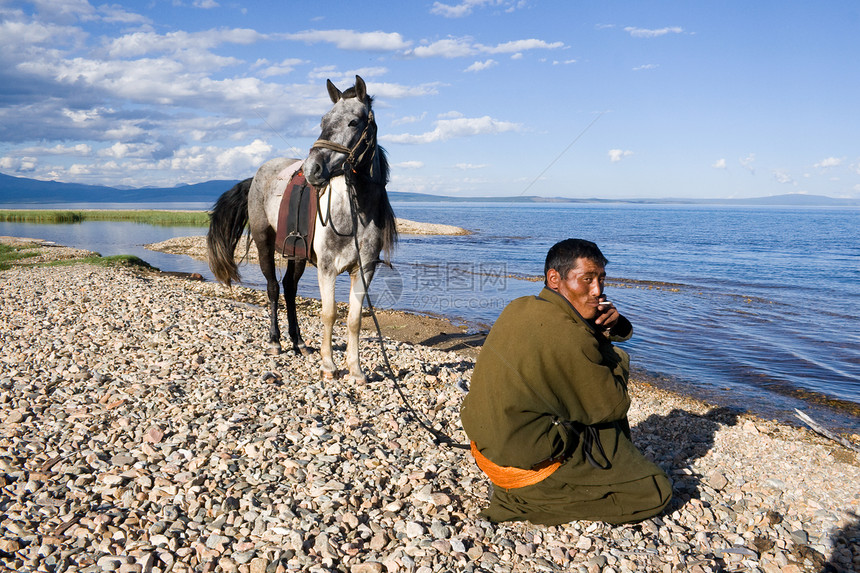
[311,115,468,450]
[344,178,468,451]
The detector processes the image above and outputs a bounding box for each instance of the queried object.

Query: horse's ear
[354,75,366,101]
[326,79,342,103]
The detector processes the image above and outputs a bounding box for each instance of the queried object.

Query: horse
[207,75,397,383]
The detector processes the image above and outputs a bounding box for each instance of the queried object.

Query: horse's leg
[345,269,373,383]
[283,259,310,355]
[255,230,283,354]
[317,268,338,379]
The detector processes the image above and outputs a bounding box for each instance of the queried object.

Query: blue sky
[1,0,859,199]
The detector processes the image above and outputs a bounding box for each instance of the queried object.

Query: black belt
[557,420,615,470]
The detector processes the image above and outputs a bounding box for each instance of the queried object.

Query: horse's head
[304,75,377,189]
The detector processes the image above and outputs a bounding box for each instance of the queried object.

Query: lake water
[2,202,859,434]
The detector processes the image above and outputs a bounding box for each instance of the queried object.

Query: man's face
[547,257,606,320]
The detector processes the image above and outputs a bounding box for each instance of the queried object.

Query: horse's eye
[348,119,359,127]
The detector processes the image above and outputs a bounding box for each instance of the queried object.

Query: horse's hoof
[321,369,338,381]
[346,373,367,385]
[266,344,283,355]
[296,345,313,357]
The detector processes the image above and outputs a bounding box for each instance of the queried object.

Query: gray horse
[207,76,397,382]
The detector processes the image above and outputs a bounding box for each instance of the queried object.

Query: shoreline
[8,232,860,431]
[143,236,860,433]
[2,238,859,572]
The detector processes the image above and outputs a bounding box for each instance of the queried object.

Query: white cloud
[387,116,520,144]
[814,156,842,169]
[712,158,727,169]
[367,82,441,99]
[97,5,151,25]
[407,37,565,59]
[740,153,756,174]
[392,113,427,126]
[62,108,103,124]
[395,161,424,169]
[256,58,304,78]
[0,17,87,57]
[430,0,525,18]
[4,156,39,172]
[773,170,795,185]
[103,123,146,141]
[286,29,411,51]
[68,163,91,175]
[31,0,97,24]
[633,64,659,71]
[552,59,577,65]
[98,142,161,159]
[107,28,263,60]
[608,149,633,162]
[166,139,272,175]
[455,163,487,170]
[215,139,272,172]
[409,38,476,58]
[16,143,91,156]
[194,0,219,8]
[465,59,497,72]
[485,39,565,54]
[624,26,684,38]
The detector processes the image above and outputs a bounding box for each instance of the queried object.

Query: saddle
[275,169,318,261]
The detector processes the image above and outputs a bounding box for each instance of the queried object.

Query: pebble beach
[1,238,859,573]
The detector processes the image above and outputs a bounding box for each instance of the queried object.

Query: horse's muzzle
[303,155,329,189]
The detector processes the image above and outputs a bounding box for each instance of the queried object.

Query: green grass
[0,209,209,226]
[44,254,159,271]
[1,242,158,272]
[0,243,39,270]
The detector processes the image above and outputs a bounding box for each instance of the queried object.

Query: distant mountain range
[1,172,858,206]
[0,172,240,204]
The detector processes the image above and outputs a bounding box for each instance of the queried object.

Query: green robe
[460,287,671,525]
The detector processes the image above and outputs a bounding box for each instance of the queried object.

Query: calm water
[3,202,859,433]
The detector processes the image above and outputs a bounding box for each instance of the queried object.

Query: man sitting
[461,238,672,525]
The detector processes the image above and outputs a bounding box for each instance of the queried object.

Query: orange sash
[470,441,562,489]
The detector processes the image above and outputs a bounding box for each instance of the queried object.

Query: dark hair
[544,238,608,284]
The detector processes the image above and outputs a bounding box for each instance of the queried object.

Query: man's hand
[594,298,621,331]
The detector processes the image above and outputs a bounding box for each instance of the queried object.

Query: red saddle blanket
[275,170,317,261]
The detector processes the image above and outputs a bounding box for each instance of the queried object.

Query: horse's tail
[207,177,252,286]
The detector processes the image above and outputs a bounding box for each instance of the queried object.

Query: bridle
[310,108,380,236]
[310,109,378,180]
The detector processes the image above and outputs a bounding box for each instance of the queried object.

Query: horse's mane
[341,83,396,262]
[341,87,372,105]
[373,145,397,264]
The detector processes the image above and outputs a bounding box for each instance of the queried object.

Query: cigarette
[598,300,611,306]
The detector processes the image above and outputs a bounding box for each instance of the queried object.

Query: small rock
[405,521,425,538]
[248,557,268,573]
[351,563,384,573]
[369,533,388,551]
[0,539,21,553]
[707,471,729,491]
[790,529,809,545]
[143,426,165,443]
